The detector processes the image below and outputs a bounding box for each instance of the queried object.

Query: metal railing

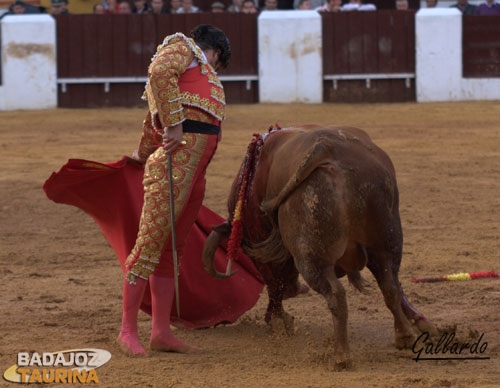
[323,73,415,90]
[58,75,259,93]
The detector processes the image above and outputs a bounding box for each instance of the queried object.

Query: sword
[167,152,181,317]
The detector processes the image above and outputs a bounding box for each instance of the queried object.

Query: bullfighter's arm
[147,38,194,128]
[136,37,195,161]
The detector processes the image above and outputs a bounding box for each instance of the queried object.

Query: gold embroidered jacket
[136,33,226,162]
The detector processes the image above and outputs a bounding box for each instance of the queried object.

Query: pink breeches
[125,132,218,283]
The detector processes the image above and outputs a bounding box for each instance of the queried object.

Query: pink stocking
[117,277,147,357]
[149,274,199,353]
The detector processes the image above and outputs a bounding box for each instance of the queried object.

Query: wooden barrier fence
[53,12,499,107]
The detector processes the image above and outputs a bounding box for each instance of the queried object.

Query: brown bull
[202,125,438,369]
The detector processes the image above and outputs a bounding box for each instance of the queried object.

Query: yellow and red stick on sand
[412,270,499,283]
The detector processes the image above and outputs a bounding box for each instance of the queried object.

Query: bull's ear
[212,221,232,236]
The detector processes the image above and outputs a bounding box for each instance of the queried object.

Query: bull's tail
[260,134,334,214]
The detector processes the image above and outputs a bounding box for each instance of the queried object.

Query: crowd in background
[2,0,499,17]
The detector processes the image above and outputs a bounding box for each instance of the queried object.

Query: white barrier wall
[1,12,498,108]
[258,11,323,104]
[0,15,57,111]
[416,9,500,102]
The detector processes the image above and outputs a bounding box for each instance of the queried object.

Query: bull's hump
[262,126,378,167]
[272,125,371,142]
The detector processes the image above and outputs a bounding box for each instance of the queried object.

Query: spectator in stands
[133,0,150,12]
[10,0,28,13]
[241,0,258,12]
[51,0,70,14]
[475,0,500,14]
[93,2,105,12]
[6,0,44,14]
[341,0,376,11]
[425,0,437,7]
[278,0,294,8]
[150,0,169,13]
[118,0,133,13]
[316,0,341,12]
[450,0,476,14]
[176,0,200,12]
[104,0,120,13]
[227,0,242,12]
[211,1,225,11]
[395,0,409,9]
[261,0,278,9]
[294,0,322,9]
[298,0,312,9]
[169,0,181,11]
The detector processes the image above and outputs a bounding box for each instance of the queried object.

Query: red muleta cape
[43,156,264,329]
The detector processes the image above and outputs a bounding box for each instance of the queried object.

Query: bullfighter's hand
[127,149,146,164]
[162,124,185,154]
[124,256,133,268]
[123,150,145,165]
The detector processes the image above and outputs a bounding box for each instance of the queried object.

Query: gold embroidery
[145,38,193,127]
[206,71,223,88]
[172,167,186,183]
[211,86,226,105]
[126,134,210,283]
[180,91,225,121]
[174,149,190,165]
[142,33,226,127]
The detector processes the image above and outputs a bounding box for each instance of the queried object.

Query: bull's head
[203,131,270,279]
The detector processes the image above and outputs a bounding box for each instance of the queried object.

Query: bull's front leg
[264,282,295,335]
[256,261,296,335]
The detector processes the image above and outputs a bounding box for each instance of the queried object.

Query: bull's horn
[225,259,233,276]
[202,230,237,279]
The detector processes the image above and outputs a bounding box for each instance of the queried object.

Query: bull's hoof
[414,319,439,339]
[269,312,295,336]
[395,333,416,350]
[328,356,353,371]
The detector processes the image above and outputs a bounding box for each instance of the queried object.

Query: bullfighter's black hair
[190,24,231,70]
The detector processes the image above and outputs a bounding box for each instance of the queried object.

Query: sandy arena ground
[1,102,499,388]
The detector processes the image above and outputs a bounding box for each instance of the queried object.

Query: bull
[202,125,438,369]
